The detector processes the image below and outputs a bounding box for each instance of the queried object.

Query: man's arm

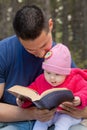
[0,84,56,122]
[0,103,55,122]
[58,102,87,119]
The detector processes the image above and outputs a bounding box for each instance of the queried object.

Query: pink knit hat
[42,43,71,75]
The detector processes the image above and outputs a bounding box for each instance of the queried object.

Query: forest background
[0,0,87,68]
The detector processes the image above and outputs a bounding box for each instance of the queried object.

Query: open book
[8,85,74,110]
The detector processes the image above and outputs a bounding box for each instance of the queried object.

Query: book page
[40,87,68,99]
[8,85,40,101]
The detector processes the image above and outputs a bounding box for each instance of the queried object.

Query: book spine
[33,102,43,109]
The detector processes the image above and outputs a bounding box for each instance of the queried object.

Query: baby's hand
[73,96,81,106]
[16,95,25,107]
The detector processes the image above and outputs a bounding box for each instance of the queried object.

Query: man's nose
[39,49,47,57]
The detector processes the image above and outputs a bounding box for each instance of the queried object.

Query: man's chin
[36,55,44,58]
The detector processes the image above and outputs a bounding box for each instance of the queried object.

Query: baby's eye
[56,74,59,76]
[47,72,51,74]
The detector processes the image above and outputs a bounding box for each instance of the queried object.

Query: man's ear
[48,18,53,31]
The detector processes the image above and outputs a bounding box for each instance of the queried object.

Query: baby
[17,43,87,130]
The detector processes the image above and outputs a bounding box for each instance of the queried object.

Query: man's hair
[13,5,49,40]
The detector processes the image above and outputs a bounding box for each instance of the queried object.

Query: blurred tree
[0,0,87,67]
[0,0,51,39]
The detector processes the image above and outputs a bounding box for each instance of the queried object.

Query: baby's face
[44,70,66,87]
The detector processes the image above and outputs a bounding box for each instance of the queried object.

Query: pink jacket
[22,68,87,108]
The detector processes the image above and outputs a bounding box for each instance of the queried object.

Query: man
[0,4,85,130]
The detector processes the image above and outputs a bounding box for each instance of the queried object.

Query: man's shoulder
[0,35,22,66]
[0,35,21,53]
[0,35,19,45]
[52,41,56,47]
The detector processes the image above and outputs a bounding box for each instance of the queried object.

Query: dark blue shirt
[0,35,76,105]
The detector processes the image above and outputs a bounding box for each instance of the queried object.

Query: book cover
[8,85,74,110]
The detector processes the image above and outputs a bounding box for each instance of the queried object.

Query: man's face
[19,31,52,58]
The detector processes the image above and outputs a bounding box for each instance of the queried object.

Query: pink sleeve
[74,79,87,109]
[22,99,33,108]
